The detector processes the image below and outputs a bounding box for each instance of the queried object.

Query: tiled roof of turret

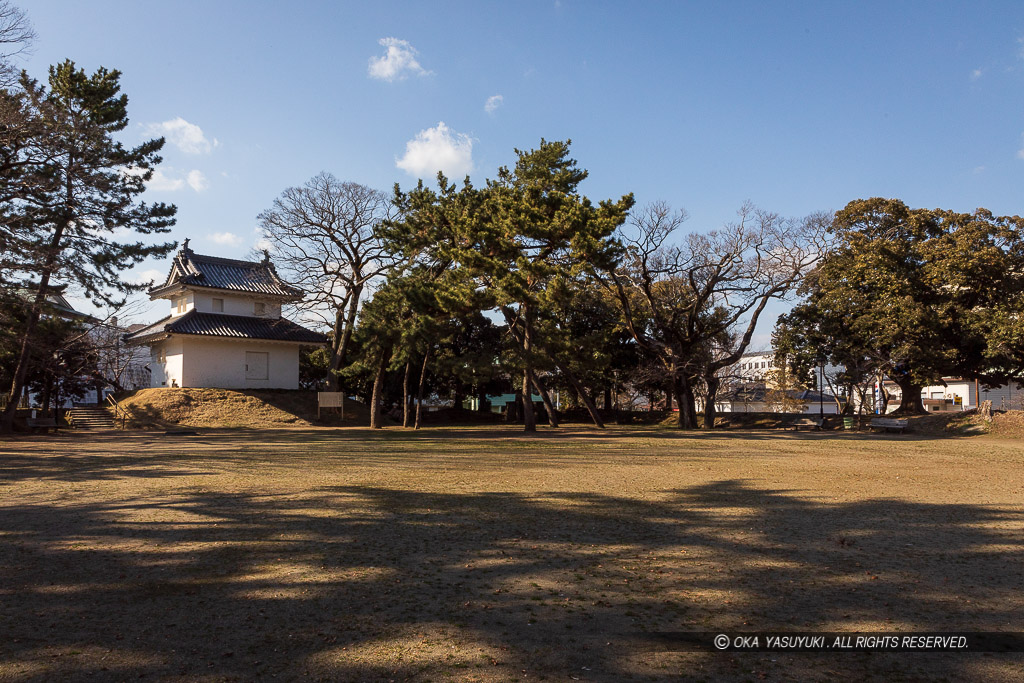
[149,243,302,298]
[123,310,327,345]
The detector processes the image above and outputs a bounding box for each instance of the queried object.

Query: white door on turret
[245,351,269,380]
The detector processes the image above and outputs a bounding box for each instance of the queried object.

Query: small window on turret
[254,302,266,316]
[212,298,224,312]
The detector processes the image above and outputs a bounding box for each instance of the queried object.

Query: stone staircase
[66,405,116,431]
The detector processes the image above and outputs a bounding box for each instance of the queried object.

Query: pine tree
[1,62,176,431]
[380,140,633,432]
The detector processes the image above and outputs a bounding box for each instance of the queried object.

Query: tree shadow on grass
[1,479,1021,680]
[0,425,1010,487]
[0,427,921,485]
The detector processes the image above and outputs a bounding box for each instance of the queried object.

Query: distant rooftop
[11,288,93,321]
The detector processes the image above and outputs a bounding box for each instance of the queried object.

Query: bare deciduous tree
[0,2,34,87]
[89,302,154,392]
[607,201,830,429]
[257,173,398,390]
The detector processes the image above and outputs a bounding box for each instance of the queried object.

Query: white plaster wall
[150,337,184,387]
[149,346,165,387]
[154,291,193,316]
[799,401,840,415]
[191,291,281,318]
[179,337,299,389]
[171,292,194,315]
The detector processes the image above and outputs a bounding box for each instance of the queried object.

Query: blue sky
[20,1,1024,335]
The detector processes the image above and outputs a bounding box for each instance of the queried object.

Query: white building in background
[124,242,326,390]
[732,350,845,388]
[876,377,1023,413]
[727,348,1023,414]
[735,351,776,383]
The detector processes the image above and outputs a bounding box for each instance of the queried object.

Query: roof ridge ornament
[182,237,191,254]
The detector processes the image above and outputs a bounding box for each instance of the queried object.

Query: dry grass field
[1,426,1021,681]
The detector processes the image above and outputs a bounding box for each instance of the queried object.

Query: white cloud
[186,170,208,192]
[973,165,986,174]
[970,68,983,81]
[368,37,431,81]
[129,268,165,285]
[147,169,185,192]
[210,232,243,246]
[484,94,504,113]
[130,167,208,193]
[396,122,474,179]
[255,238,274,252]
[144,117,218,155]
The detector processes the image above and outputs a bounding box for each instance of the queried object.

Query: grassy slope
[114,388,369,429]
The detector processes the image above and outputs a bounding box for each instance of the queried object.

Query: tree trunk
[2,167,75,433]
[876,372,889,414]
[522,369,537,432]
[555,361,604,428]
[684,381,698,428]
[702,374,721,429]
[895,376,925,414]
[531,373,559,428]
[665,385,672,411]
[329,286,362,391]
[507,393,522,423]
[603,386,613,410]
[370,348,389,429]
[40,377,53,420]
[673,377,687,429]
[674,375,699,429]
[2,278,52,432]
[840,382,856,415]
[520,304,536,433]
[402,360,411,428]
[415,347,430,430]
[326,307,345,391]
[854,384,868,415]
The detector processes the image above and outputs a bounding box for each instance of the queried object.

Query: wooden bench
[870,417,908,433]
[25,417,58,433]
[790,417,823,430]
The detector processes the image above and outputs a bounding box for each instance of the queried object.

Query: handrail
[106,394,129,430]
[0,394,29,410]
